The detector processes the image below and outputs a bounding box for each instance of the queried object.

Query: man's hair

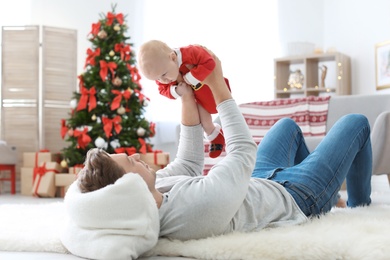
[78,148,126,193]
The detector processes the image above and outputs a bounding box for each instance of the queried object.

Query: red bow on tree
[99,60,117,81]
[73,128,92,149]
[149,122,156,137]
[77,86,97,112]
[61,119,68,139]
[111,89,131,110]
[102,116,122,138]
[114,43,131,61]
[90,22,101,36]
[127,64,141,83]
[106,12,124,26]
[134,89,149,103]
[78,75,84,89]
[138,138,147,154]
[85,48,100,68]
[114,147,137,155]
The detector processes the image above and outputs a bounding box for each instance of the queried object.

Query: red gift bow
[73,127,91,149]
[34,149,50,168]
[99,60,117,81]
[111,89,131,110]
[102,116,122,138]
[33,162,59,197]
[114,43,130,61]
[61,119,68,139]
[85,48,100,68]
[90,22,101,36]
[106,12,124,26]
[77,86,97,112]
[114,147,137,155]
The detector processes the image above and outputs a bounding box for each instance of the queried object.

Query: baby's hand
[175,82,193,97]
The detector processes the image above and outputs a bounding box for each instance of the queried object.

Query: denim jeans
[251,114,372,216]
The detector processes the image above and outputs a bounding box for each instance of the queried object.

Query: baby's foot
[209,131,225,158]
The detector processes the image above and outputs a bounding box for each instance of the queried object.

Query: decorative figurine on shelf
[288,69,304,89]
[319,65,328,88]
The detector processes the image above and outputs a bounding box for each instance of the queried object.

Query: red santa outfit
[156,45,231,114]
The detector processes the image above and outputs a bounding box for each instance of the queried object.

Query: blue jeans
[251,114,372,216]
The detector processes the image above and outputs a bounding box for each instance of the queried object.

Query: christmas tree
[60,5,155,167]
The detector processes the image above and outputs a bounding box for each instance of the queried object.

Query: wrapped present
[23,150,53,168]
[55,173,77,198]
[20,167,34,196]
[69,165,84,175]
[0,141,17,164]
[31,162,61,198]
[140,151,170,171]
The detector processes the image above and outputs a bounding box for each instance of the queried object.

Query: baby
[138,40,231,158]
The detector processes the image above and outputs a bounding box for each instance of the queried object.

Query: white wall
[138,0,279,121]
[278,0,390,95]
[1,0,389,124]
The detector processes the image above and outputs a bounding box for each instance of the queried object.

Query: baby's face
[141,53,179,84]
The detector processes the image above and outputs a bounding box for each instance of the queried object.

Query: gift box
[69,165,84,175]
[140,152,170,171]
[20,167,34,196]
[23,151,53,168]
[55,173,77,197]
[31,162,61,197]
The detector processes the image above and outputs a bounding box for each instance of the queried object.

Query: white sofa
[304,94,390,179]
[153,94,390,181]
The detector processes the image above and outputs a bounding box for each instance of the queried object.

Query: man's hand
[201,47,232,104]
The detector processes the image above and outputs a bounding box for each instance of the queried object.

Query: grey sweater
[156,99,307,240]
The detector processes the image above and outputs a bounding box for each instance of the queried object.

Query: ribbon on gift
[115,147,137,155]
[77,86,97,112]
[152,150,163,165]
[70,164,84,175]
[73,127,92,149]
[111,89,131,110]
[114,43,130,61]
[106,12,124,26]
[90,21,101,36]
[99,60,117,81]
[84,48,100,68]
[102,116,122,138]
[33,149,50,168]
[33,162,59,197]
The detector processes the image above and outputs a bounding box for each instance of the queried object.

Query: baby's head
[138,40,179,84]
[78,148,126,193]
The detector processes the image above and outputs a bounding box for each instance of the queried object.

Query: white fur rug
[1,202,390,260]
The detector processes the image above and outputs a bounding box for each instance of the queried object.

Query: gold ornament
[67,128,74,136]
[117,106,126,115]
[109,50,115,56]
[60,159,68,168]
[113,24,121,31]
[91,114,97,121]
[112,77,123,87]
[97,30,107,39]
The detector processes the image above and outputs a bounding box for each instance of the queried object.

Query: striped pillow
[203,96,331,175]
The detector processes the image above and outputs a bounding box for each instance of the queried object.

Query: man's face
[109,153,156,191]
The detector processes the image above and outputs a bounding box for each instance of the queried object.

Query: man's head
[138,40,179,84]
[78,148,157,193]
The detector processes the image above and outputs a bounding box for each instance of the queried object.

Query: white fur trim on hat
[60,173,159,260]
